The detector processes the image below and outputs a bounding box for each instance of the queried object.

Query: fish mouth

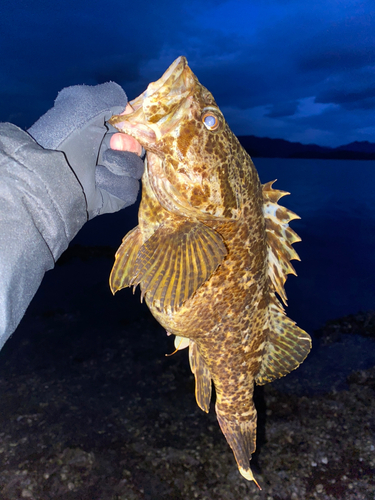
[109,56,195,148]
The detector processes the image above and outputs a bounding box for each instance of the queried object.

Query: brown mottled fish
[109,56,311,487]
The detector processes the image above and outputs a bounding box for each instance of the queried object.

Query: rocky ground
[0,251,374,500]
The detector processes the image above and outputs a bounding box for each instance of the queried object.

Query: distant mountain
[237,135,375,160]
[335,141,375,154]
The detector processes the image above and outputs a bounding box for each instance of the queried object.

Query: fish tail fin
[215,406,260,488]
[109,226,142,294]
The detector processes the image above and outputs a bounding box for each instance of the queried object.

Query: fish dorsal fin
[110,226,143,294]
[255,302,312,385]
[257,181,312,384]
[263,180,301,306]
[189,340,212,413]
[132,219,227,311]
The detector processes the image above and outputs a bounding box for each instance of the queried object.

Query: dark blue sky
[0,0,374,147]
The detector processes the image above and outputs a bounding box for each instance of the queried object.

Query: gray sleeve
[0,123,87,349]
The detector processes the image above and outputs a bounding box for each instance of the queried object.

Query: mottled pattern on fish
[109,57,311,486]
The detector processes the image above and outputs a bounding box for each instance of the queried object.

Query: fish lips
[109,56,195,148]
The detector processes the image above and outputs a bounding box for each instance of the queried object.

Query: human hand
[28,83,144,219]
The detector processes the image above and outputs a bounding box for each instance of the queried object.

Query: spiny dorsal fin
[189,341,212,413]
[255,301,312,385]
[110,226,143,294]
[263,180,301,306]
[131,219,227,311]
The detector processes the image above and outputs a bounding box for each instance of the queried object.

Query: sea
[77,156,375,395]
[5,156,375,394]
[254,157,375,332]
[75,156,375,334]
[254,157,375,393]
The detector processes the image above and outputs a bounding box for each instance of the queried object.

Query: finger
[110,133,143,155]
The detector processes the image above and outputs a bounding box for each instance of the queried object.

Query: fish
[109,56,311,487]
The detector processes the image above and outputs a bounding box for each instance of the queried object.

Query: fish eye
[202,112,220,131]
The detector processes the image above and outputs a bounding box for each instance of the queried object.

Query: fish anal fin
[189,340,212,412]
[256,303,312,385]
[110,226,143,294]
[216,407,259,487]
[263,180,302,306]
[131,219,227,311]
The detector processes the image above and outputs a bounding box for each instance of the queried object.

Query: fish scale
[109,56,311,487]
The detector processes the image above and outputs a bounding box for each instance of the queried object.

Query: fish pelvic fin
[188,340,212,412]
[110,226,143,294]
[130,219,227,312]
[263,180,301,306]
[256,302,312,385]
[215,407,260,488]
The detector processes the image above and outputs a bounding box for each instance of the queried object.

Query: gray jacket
[0,123,87,349]
[0,83,144,350]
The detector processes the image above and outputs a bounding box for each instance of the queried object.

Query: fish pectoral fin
[255,302,312,385]
[109,226,143,294]
[131,219,227,311]
[216,407,260,487]
[188,341,212,412]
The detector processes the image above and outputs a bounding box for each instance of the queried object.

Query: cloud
[316,74,375,110]
[222,93,375,148]
[265,101,299,118]
[0,0,374,146]
[200,0,375,145]
[0,0,216,126]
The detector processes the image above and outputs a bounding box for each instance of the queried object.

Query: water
[253,157,375,333]
[5,157,375,394]
[251,158,375,393]
[75,157,375,334]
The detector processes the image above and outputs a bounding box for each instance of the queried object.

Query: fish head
[109,56,246,219]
